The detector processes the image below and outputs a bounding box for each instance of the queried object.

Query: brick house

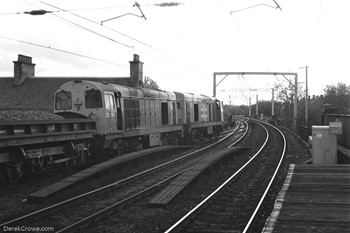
[0,54,144,112]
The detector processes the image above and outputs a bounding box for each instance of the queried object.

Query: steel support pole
[256,95,258,116]
[249,97,251,117]
[305,66,308,126]
[272,88,275,116]
[213,73,216,97]
[294,74,298,131]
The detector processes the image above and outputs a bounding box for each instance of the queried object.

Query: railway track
[165,119,286,233]
[0,120,248,232]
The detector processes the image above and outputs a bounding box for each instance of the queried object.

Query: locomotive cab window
[85,89,102,108]
[161,102,169,125]
[55,91,72,110]
[104,94,116,110]
[114,92,123,130]
[194,103,199,122]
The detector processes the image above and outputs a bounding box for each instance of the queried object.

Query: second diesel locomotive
[54,79,224,156]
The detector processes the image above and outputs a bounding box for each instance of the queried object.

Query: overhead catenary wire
[52,5,132,12]
[0,2,183,15]
[0,9,58,15]
[240,74,258,95]
[38,2,210,77]
[4,0,216,84]
[0,5,132,15]
[230,0,282,14]
[22,0,133,49]
[274,74,285,87]
[40,1,152,48]
[49,13,134,49]
[4,3,211,81]
[0,35,128,68]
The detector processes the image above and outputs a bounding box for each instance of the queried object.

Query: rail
[165,119,286,232]
[0,122,243,231]
[242,119,286,232]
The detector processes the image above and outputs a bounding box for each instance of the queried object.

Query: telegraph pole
[294,74,298,132]
[249,97,251,117]
[272,88,275,117]
[305,66,308,126]
[256,95,259,116]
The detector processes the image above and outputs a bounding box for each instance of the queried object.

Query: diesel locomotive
[0,54,224,186]
[54,79,224,155]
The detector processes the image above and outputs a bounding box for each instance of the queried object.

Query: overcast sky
[1,0,349,104]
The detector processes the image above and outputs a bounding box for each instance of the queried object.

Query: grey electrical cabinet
[312,126,337,164]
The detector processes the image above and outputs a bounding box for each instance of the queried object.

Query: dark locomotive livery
[54,80,224,155]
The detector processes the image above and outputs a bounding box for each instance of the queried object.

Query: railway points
[262,164,350,233]
[27,145,190,203]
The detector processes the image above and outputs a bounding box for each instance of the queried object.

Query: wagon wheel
[0,165,20,187]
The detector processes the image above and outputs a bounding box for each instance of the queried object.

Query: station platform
[27,145,190,203]
[262,164,350,233]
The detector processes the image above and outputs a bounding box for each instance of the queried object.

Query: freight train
[0,79,224,186]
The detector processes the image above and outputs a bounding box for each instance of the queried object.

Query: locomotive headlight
[74,99,83,110]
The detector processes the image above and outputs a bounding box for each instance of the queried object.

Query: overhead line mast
[213,72,298,131]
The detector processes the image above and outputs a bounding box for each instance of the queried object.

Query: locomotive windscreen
[55,91,72,110]
[85,89,103,108]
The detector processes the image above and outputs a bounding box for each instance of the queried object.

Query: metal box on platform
[312,126,337,164]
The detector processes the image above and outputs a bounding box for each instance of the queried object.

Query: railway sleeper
[204,210,234,216]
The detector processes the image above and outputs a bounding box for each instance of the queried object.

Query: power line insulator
[24,10,52,16]
[154,2,184,7]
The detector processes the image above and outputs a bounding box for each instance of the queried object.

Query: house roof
[0,77,130,111]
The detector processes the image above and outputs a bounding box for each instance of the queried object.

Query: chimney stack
[129,54,143,87]
[13,54,35,86]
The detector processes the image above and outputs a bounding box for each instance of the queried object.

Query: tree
[323,82,350,114]
[274,78,304,127]
[143,76,160,90]
[254,100,283,118]
[274,78,304,104]
[324,82,349,96]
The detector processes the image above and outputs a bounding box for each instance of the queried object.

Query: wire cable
[49,13,133,48]
[240,74,258,94]
[230,0,282,14]
[0,12,25,15]
[40,1,152,48]
[0,5,131,15]
[22,0,133,48]
[9,0,213,81]
[0,35,128,68]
